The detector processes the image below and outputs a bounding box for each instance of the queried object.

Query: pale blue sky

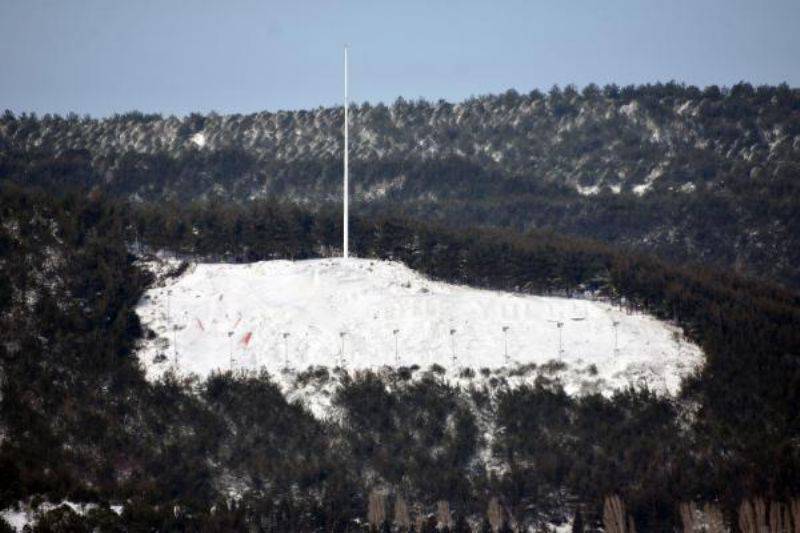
[1,0,798,117]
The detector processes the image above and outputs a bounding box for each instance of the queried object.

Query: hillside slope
[3,83,798,194]
[3,83,800,288]
[3,185,800,529]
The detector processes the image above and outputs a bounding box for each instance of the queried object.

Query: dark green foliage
[334,374,479,506]
[495,384,573,501]
[202,371,336,490]
[491,365,795,527]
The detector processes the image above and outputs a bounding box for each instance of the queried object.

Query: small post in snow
[393,329,400,367]
[450,328,457,367]
[227,331,235,371]
[339,331,347,368]
[548,320,565,359]
[173,325,179,372]
[282,332,291,369]
[502,326,510,366]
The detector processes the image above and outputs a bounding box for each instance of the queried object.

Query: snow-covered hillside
[136,258,703,398]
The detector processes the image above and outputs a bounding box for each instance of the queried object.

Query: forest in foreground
[1,184,799,531]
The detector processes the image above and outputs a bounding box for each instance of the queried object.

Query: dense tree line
[2,82,800,291]
[1,184,799,530]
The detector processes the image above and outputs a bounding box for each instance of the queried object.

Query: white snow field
[135,257,703,398]
[1,501,123,532]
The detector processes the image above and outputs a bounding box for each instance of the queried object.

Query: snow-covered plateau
[135,258,703,405]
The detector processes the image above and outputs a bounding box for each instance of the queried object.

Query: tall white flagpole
[343,45,349,259]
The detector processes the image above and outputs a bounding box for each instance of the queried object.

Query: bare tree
[368,489,386,530]
[604,495,635,533]
[769,501,792,533]
[680,502,699,532]
[413,503,426,533]
[791,499,800,533]
[437,500,453,530]
[487,497,504,532]
[739,499,756,533]
[739,499,768,533]
[680,502,727,533]
[394,495,411,530]
[703,503,726,533]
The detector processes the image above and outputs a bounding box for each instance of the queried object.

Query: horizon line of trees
[3,80,798,121]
